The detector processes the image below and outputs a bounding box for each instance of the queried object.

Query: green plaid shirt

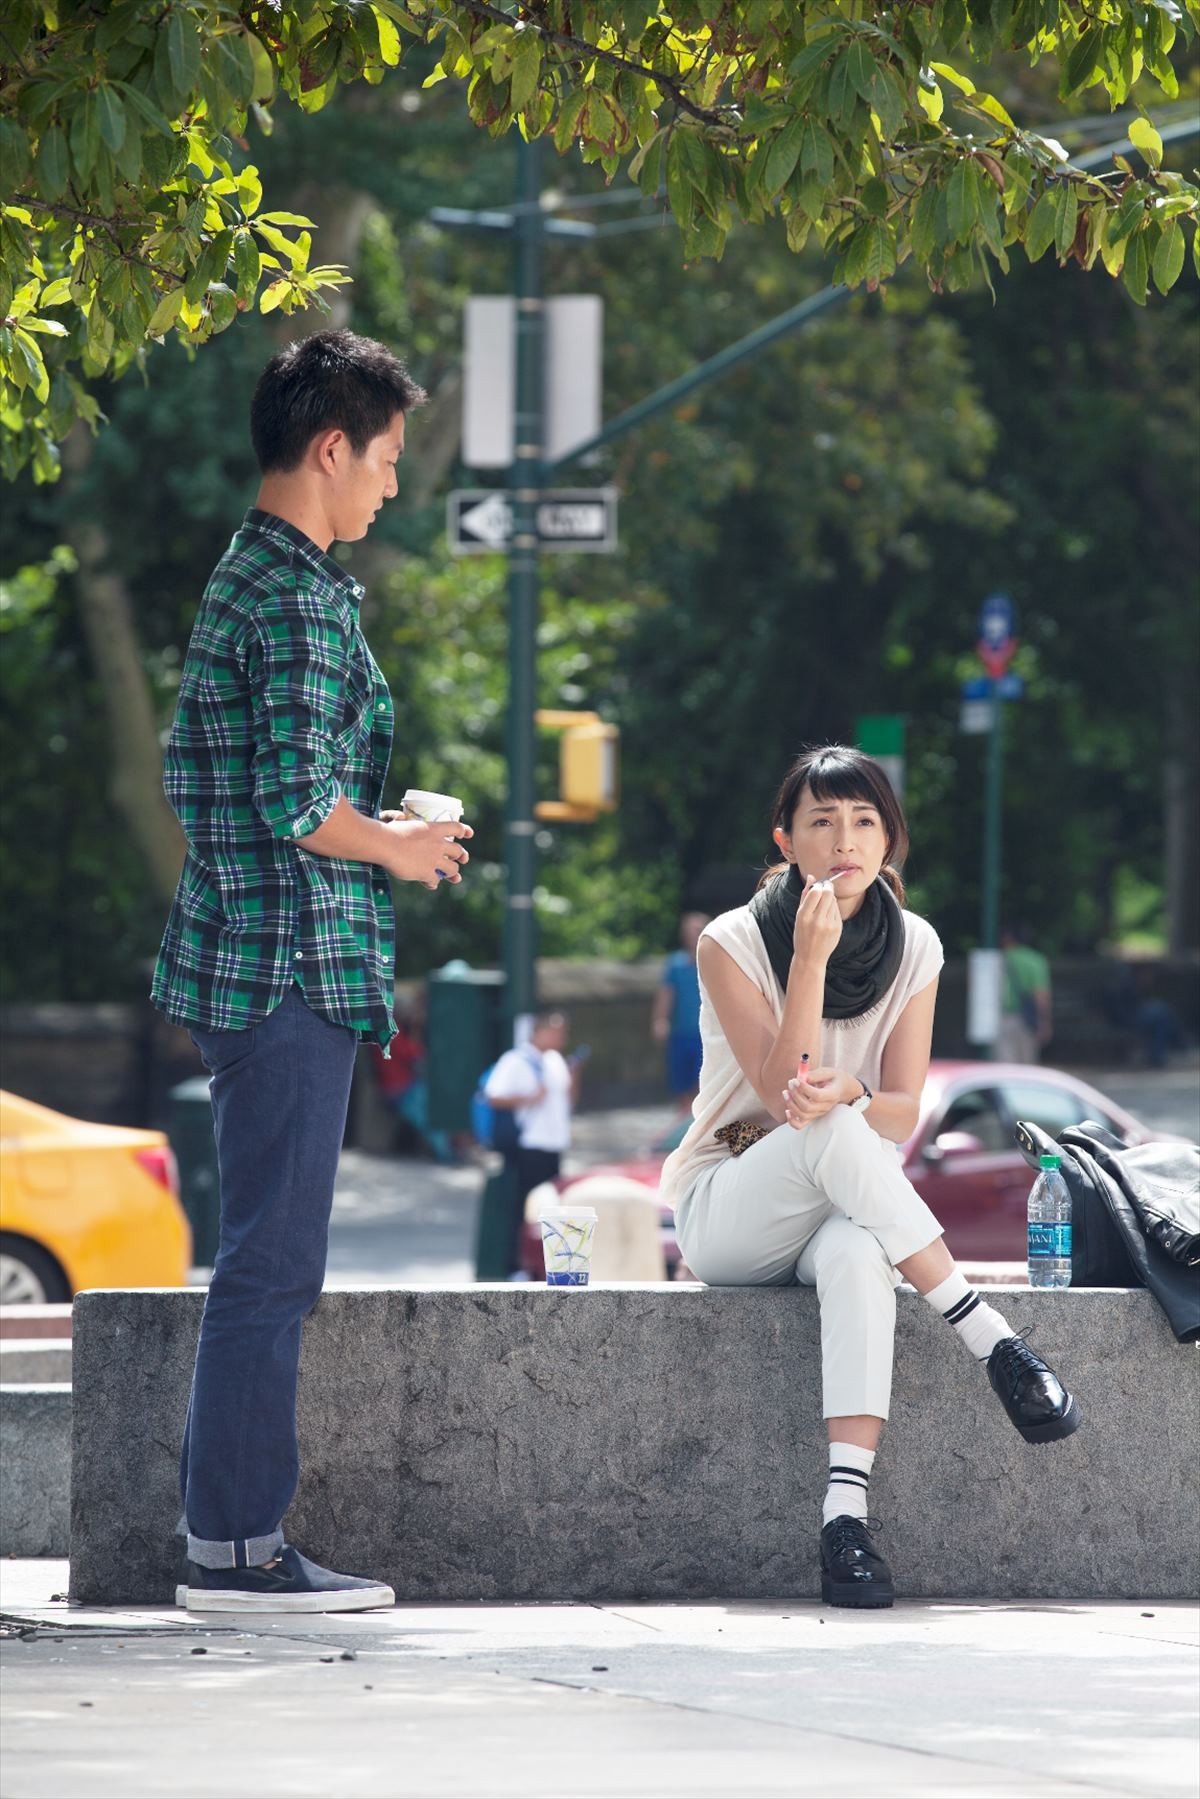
[152,508,397,1048]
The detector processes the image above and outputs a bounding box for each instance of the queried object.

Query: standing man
[152,331,472,1612]
[484,1012,580,1278]
[997,924,1052,1064]
[651,912,711,1113]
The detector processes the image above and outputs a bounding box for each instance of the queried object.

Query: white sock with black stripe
[923,1270,1013,1361]
[822,1441,875,1526]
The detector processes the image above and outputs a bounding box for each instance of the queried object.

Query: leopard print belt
[713,1120,771,1157]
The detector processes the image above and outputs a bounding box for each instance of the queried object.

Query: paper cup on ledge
[539,1207,597,1287]
[400,789,464,824]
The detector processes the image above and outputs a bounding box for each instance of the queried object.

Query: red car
[519,1060,1171,1277]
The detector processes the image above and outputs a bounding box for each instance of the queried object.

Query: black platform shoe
[819,1515,895,1609]
[987,1334,1081,1444]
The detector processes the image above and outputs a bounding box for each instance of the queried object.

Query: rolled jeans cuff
[186,1528,284,1570]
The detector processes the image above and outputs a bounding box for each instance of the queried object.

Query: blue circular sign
[978,592,1015,647]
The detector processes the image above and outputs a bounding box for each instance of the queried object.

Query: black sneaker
[987,1334,1081,1444]
[819,1515,894,1609]
[175,1544,395,1613]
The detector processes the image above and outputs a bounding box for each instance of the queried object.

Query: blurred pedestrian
[660,745,1080,1609]
[652,911,711,1113]
[1103,962,1188,1070]
[152,330,473,1613]
[484,1011,582,1278]
[370,997,452,1163]
[998,924,1052,1064]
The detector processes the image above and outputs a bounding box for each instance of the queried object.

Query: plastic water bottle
[1027,1153,1072,1288]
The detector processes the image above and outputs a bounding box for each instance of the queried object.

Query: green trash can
[425,961,506,1134]
[167,1076,222,1268]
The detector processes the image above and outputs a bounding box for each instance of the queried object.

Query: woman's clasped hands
[783,1065,864,1130]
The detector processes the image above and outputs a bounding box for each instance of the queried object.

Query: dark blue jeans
[180,986,357,1569]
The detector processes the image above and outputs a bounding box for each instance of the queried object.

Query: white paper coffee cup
[539,1207,597,1288]
[400,789,464,823]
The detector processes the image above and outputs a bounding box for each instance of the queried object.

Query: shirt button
[294,951,303,962]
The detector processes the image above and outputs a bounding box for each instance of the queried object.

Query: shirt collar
[241,508,365,603]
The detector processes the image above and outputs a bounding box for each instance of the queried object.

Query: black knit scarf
[749,865,906,1022]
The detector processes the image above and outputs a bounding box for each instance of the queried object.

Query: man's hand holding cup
[381,789,472,892]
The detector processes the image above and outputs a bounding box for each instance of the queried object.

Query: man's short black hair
[250,330,427,473]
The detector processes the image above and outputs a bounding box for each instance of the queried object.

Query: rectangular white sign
[462,295,603,469]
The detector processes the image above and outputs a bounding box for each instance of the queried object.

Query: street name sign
[448,487,618,555]
[961,673,1024,701]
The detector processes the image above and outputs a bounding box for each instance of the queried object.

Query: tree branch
[13,194,156,233]
[13,194,186,287]
[443,0,738,129]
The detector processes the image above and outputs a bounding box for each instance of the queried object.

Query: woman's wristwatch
[850,1079,873,1114]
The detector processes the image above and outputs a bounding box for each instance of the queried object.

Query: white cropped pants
[674,1107,944,1421]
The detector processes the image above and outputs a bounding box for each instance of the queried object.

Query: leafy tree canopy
[1,0,1198,481]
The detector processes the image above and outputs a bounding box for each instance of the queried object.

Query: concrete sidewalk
[2,1562,1197,1799]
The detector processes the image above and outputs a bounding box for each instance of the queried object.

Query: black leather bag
[1015,1119,1200,1344]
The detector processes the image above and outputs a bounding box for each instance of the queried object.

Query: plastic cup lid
[402,788,464,819]
[539,1206,598,1221]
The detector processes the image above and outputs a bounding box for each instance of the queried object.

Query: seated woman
[660,745,1079,1609]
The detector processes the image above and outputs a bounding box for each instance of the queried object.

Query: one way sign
[448,488,618,555]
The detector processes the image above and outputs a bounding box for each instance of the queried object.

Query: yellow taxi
[0,1090,191,1304]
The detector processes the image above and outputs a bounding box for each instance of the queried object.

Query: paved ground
[2,1561,1197,1799]
[323,1065,1199,1287]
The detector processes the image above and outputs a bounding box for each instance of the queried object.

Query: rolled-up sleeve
[248,579,350,841]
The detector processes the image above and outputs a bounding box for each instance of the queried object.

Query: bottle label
[1028,1222,1072,1259]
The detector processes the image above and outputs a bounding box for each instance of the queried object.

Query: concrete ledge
[0,1340,72,1383]
[1,1384,71,1556]
[70,1286,1198,1606]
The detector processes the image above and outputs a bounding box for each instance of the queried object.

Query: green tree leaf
[233,228,261,299]
[763,116,803,197]
[1151,218,1184,294]
[114,81,175,138]
[946,159,978,245]
[1054,183,1079,260]
[1024,188,1058,263]
[1122,229,1149,303]
[508,31,541,113]
[95,87,127,155]
[1128,118,1164,171]
[929,60,975,96]
[666,130,697,233]
[146,286,184,334]
[828,52,858,128]
[0,117,32,191]
[167,11,203,107]
[799,121,832,187]
[32,125,69,202]
[845,39,876,106]
[910,180,941,263]
[69,94,100,182]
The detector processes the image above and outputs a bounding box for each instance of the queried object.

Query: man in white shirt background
[484,1011,582,1279]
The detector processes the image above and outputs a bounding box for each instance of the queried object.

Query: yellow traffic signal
[533,711,619,822]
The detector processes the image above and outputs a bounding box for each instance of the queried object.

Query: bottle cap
[1039,1153,1061,1169]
